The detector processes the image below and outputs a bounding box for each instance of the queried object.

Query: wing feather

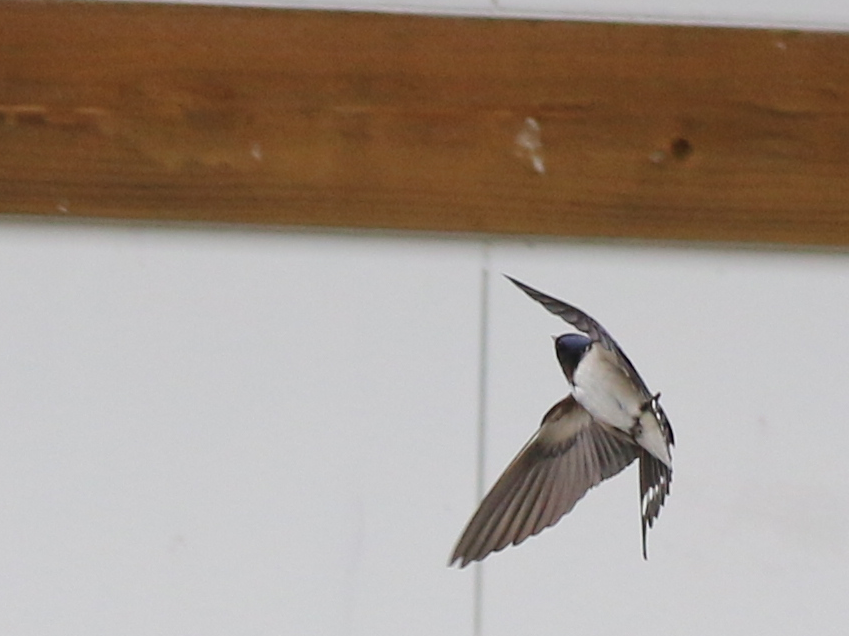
[450,397,638,567]
[505,275,654,402]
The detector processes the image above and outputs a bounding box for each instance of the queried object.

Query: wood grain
[1,2,849,245]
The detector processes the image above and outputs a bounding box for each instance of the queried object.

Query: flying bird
[450,276,673,566]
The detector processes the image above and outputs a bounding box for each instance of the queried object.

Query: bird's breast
[572,350,643,431]
[572,347,672,467]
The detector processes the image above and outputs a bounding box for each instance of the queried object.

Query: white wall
[0,218,847,635]
[483,242,849,636]
[0,221,481,635]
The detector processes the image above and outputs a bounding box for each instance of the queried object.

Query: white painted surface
[483,242,849,635]
[0,220,846,635]
[494,0,849,29]
[0,221,480,635]
[105,0,849,30]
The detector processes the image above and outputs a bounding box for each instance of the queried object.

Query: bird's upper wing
[506,275,675,448]
[450,396,638,567]
[505,276,651,395]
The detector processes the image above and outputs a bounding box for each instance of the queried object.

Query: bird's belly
[572,364,642,431]
[570,346,672,467]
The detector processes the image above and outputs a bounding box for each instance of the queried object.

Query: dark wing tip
[503,275,546,303]
[448,552,466,568]
[502,275,611,346]
[449,548,478,569]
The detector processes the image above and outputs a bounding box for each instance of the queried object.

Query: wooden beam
[1,2,848,245]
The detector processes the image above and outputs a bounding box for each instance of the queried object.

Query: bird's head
[553,333,592,383]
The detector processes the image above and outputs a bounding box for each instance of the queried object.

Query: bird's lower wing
[450,397,638,567]
[639,449,672,559]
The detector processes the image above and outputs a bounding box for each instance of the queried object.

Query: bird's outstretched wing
[450,396,638,567]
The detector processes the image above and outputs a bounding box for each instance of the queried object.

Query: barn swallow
[450,276,673,566]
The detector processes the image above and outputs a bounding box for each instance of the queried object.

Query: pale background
[112,0,849,30]
[2,0,848,634]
